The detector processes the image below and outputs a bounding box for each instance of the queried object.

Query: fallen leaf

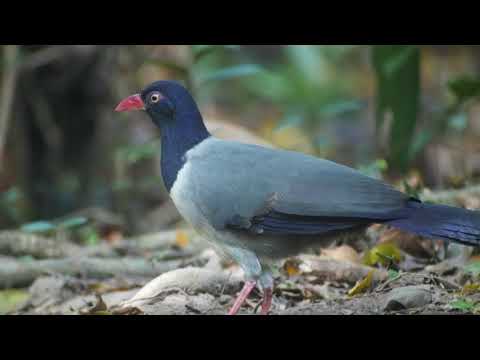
[104,230,123,244]
[175,230,190,248]
[297,255,389,284]
[120,267,242,309]
[80,295,109,315]
[388,269,400,280]
[283,258,302,277]
[379,228,434,259]
[465,261,480,277]
[322,245,360,264]
[461,283,480,296]
[363,242,403,267]
[348,270,375,297]
[450,298,475,312]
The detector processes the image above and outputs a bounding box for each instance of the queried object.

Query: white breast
[169,138,214,234]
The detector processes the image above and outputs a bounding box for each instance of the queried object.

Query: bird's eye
[150,92,162,103]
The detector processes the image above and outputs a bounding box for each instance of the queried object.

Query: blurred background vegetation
[2,45,480,244]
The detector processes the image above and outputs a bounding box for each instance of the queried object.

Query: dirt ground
[5,236,479,316]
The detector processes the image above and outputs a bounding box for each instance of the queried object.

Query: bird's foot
[228,280,257,315]
[260,287,273,315]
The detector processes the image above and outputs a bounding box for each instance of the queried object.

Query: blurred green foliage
[0,289,29,314]
[373,45,420,173]
[465,261,480,277]
[242,46,363,152]
[19,215,99,245]
[450,298,477,312]
[21,216,88,234]
[121,46,480,176]
[357,159,389,180]
[4,45,480,233]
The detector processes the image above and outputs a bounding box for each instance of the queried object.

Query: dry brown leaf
[378,228,434,259]
[322,245,360,264]
[104,230,123,244]
[283,258,302,277]
[297,255,388,284]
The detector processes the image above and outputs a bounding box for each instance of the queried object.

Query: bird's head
[115,80,199,128]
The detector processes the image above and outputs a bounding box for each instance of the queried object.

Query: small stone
[382,286,433,311]
[218,294,232,305]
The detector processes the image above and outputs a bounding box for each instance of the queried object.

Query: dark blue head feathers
[140,80,211,192]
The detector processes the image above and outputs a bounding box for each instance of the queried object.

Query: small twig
[245,299,257,310]
[429,275,461,291]
[219,271,232,298]
[375,272,407,293]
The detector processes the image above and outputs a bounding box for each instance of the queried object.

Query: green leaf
[450,298,475,312]
[57,217,88,229]
[388,269,400,280]
[348,270,375,297]
[465,261,480,276]
[197,64,263,86]
[373,45,420,173]
[448,76,480,103]
[357,159,388,179]
[363,242,403,267]
[79,226,100,246]
[21,221,55,233]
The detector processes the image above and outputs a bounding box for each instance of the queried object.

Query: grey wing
[189,139,411,236]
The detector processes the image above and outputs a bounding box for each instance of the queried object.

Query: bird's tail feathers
[387,201,480,247]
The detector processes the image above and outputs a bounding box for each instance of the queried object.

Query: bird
[116,80,480,315]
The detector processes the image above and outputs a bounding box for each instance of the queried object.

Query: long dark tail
[387,201,480,247]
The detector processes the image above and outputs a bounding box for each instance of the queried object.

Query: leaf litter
[6,221,480,315]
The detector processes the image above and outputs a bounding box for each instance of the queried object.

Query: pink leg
[260,287,273,315]
[228,280,257,315]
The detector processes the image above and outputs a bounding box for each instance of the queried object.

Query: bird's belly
[169,168,234,254]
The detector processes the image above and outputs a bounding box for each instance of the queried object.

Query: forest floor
[1,186,480,315]
[1,220,479,315]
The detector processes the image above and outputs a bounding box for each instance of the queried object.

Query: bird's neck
[158,109,210,192]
